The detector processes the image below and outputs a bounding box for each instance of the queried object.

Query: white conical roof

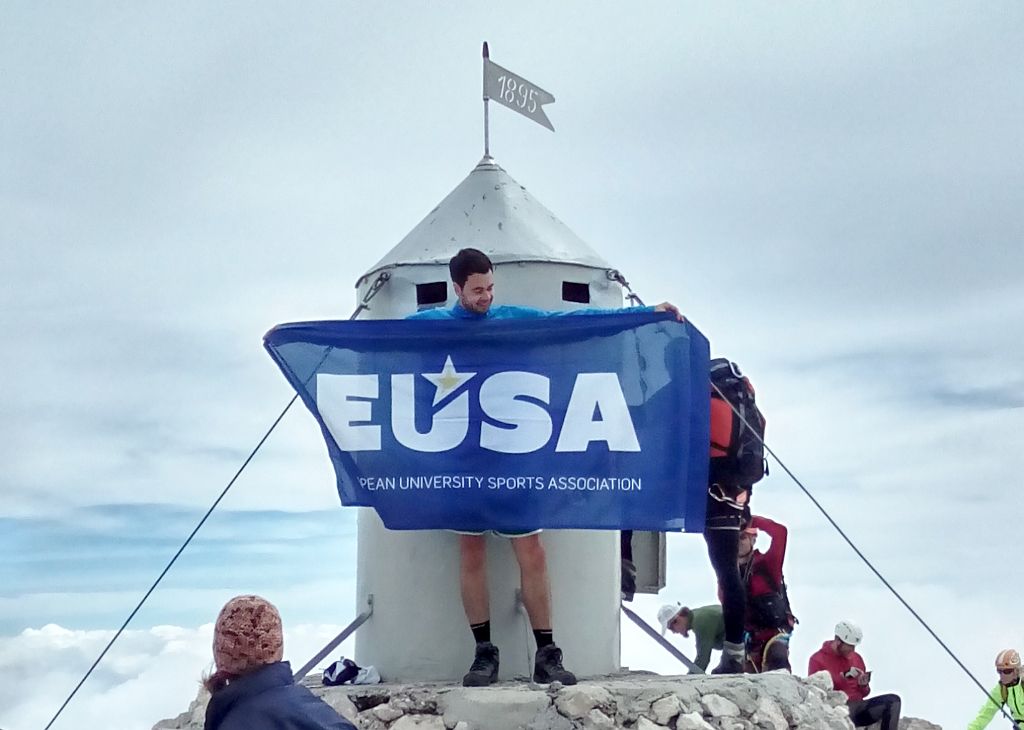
[358,157,612,285]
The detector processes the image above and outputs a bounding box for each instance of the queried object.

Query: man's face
[667,613,690,636]
[454,271,494,314]
[835,640,856,657]
[999,667,1020,686]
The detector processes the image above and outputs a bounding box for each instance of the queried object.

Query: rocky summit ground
[154,670,941,730]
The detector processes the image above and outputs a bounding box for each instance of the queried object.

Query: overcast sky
[2,2,1023,728]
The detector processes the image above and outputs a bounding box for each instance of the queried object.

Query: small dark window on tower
[562,281,590,304]
[416,281,448,307]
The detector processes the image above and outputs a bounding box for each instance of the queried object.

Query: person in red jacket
[807,620,901,730]
[738,514,795,672]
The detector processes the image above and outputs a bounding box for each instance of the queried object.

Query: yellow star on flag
[421,355,476,406]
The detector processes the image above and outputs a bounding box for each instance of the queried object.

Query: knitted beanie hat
[212,595,284,675]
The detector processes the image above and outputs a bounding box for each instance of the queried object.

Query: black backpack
[709,358,767,488]
[745,560,798,631]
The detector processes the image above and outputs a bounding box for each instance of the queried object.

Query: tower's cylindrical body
[353,158,626,681]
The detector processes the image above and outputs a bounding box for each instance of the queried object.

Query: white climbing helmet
[835,620,863,646]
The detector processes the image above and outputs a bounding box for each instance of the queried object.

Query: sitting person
[808,620,901,730]
[738,515,796,672]
[967,648,1024,729]
[203,595,356,730]
[657,603,725,672]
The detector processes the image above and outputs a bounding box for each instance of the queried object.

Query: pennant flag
[264,313,710,532]
[484,57,556,131]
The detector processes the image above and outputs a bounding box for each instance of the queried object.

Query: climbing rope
[42,272,391,730]
[607,267,1015,726]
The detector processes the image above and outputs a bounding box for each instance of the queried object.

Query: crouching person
[808,620,901,730]
[204,595,356,730]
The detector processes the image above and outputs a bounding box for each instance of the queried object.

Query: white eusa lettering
[315,370,640,454]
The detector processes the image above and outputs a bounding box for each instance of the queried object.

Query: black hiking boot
[462,641,499,687]
[533,644,577,685]
[620,558,637,602]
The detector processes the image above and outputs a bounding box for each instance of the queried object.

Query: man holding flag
[409,247,682,686]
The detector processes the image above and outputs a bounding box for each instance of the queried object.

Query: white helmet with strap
[834,620,863,646]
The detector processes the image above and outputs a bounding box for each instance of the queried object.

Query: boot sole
[462,675,498,687]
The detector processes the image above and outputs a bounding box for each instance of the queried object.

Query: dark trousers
[848,694,901,730]
[704,528,745,645]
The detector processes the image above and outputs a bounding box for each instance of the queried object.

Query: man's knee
[460,535,487,572]
[879,694,901,716]
[512,534,547,573]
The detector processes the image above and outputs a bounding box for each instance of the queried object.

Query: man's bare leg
[510,533,576,684]
[459,534,489,624]
[459,534,499,686]
[510,534,551,630]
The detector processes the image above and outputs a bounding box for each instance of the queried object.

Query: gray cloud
[2,3,1022,726]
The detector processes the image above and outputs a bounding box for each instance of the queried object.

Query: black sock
[470,621,491,644]
[534,629,554,649]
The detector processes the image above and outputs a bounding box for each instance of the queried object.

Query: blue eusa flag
[264,312,710,532]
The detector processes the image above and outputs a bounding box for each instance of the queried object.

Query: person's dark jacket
[204,661,356,730]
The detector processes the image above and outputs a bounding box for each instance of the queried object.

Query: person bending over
[658,603,724,672]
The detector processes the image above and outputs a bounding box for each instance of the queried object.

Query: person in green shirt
[968,648,1024,730]
[658,603,726,672]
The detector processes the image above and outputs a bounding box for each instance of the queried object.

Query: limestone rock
[153,672,933,730]
[701,693,741,718]
[322,694,359,723]
[372,702,405,722]
[582,708,616,729]
[676,711,716,730]
[649,694,682,725]
[525,705,574,730]
[750,695,787,730]
[710,720,753,730]
[554,684,614,720]
[394,694,440,715]
[391,715,446,730]
[442,687,550,730]
[806,670,835,693]
[708,682,758,716]
[636,717,667,730]
[754,672,807,707]
[900,719,943,730]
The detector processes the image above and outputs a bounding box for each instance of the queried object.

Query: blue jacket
[406,301,654,320]
[204,662,356,730]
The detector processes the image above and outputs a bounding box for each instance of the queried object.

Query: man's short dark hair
[449,248,493,287]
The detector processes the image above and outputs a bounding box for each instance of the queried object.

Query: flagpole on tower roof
[482,41,491,159]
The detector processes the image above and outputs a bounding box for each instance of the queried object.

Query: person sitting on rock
[967,648,1024,729]
[203,595,357,730]
[807,620,901,730]
[738,514,796,672]
[658,603,725,672]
